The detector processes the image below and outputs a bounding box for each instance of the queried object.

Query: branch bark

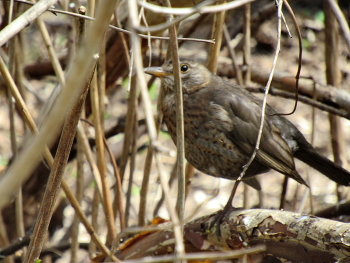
[116,208,350,263]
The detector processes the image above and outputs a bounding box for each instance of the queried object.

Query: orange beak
[144,67,172,78]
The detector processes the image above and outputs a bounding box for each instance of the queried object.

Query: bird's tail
[294,144,350,186]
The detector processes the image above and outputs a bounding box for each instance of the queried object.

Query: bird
[144,59,350,192]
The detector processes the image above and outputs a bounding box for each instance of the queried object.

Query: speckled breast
[162,91,268,180]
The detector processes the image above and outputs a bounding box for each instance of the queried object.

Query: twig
[139,80,165,225]
[297,80,317,214]
[24,59,91,263]
[274,0,302,116]
[103,131,126,230]
[104,134,125,260]
[128,0,158,155]
[0,0,60,46]
[237,0,283,180]
[246,86,350,120]
[0,1,120,261]
[7,0,216,44]
[89,188,99,257]
[242,3,251,84]
[324,0,349,201]
[125,111,138,226]
[119,74,136,182]
[7,16,27,258]
[138,0,255,15]
[0,0,116,209]
[34,5,65,87]
[125,109,138,227]
[153,162,177,217]
[129,0,158,228]
[162,0,186,227]
[71,125,84,263]
[76,123,103,197]
[138,147,154,226]
[71,8,86,262]
[128,7,184,250]
[223,24,243,85]
[121,245,266,263]
[62,179,120,261]
[326,0,350,53]
[154,153,186,263]
[0,214,13,263]
[0,56,118,262]
[5,32,18,263]
[90,62,116,244]
[243,1,252,209]
[207,0,226,73]
[114,6,131,68]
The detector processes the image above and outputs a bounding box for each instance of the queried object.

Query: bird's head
[144,59,212,93]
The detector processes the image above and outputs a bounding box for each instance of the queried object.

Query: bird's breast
[162,92,253,178]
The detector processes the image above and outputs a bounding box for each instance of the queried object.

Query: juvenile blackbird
[145,59,350,189]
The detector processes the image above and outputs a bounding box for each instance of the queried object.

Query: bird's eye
[180,64,189,73]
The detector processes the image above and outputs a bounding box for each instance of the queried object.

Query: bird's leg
[209,179,242,238]
[279,176,289,209]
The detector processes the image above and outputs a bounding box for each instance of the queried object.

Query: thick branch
[116,208,350,262]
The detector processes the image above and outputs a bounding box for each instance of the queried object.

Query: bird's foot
[207,205,243,242]
[208,207,231,239]
[207,180,242,240]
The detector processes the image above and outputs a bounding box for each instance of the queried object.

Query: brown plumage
[145,59,350,190]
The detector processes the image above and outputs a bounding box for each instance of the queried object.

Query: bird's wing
[212,86,306,184]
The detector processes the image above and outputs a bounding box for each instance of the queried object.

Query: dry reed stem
[326,0,350,53]
[89,187,99,258]
[243,2,251,210]
[162,0,186,225]
[0,0,116,210]
[128,0,160,229]
[88,0,117,240]
[7,13,26,257]
[139,0,255,16]
[6,0,216,43]
[162,2,186,262]
[71,131,85,263]
[129,0,185,260]
[125,111,138,225]
[1,1,348,262]
[223,24,243,85]
[90,69,116,243]
[120,245,265,263]
[104,136,125,261]
[76,123,103,196]
[0,0,59,46]
[119,76,137,181]
[3,24,17,263]
[0,0,120,260]
[71,8,86,262]
[153,162,177,217]
[324,0,349,202]
[0,213,14,263]
[121,77,138,227]
[34,8,65,87]
[207,0,226,72]
[139,79,165,226]
[61,180,120,262]
[24,62,90,263]
[242,3,251,83]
